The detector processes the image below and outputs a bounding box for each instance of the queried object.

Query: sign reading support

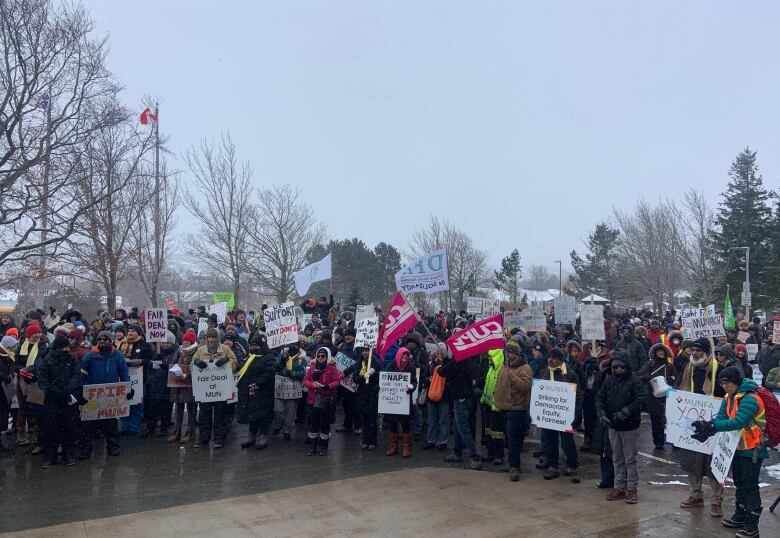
[378,371,411,415]
[664,389,721,455]
[80,382,131,421]
[530,379,576,433]
[263,302,299,349]
[144,308,167,343]
[191,363,233,403]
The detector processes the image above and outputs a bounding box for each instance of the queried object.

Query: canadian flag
[139,107,157,125]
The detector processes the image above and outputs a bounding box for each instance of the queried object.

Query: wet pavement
[1,414,779,536]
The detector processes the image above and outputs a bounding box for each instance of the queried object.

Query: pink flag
[446,314,505,362]
[376,292,418,358]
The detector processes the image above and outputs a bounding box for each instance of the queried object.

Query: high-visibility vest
[726,392,766,450]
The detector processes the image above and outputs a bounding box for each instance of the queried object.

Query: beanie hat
[69,328,84,341]
[24,323,41,338]
[111,321,125,332]
[51,335,70,351]
[6,327,19,339]
[165,330,176,345]
[735,343,747,353]
[97,330,115,343]
[548,348,565,361]
[681,339,694,350]
[1,335,18,349]
[127,324,144,337]
[690,337,711,354]
[717,366,743,386]
[114,325,127,337]
[505,340,522,357]
[206,328,219,339]
[182,330,197,345]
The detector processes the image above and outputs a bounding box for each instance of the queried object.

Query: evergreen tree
[569,222,621,304]
[715,148,772,307]
[493,249,523,305]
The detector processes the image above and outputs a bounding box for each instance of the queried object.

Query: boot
[723,505,748,528]
[493,438,504,465]
[307,437,318,456]
[402,432,412,458]
[165,434,179,443]
[386,432,399,456]
[181,432,192,444]
[255,433,269,450]
[318,438,328,456]
[735,509,762,538]
[240,431,256,449]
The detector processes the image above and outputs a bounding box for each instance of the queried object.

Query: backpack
[755,386,780,448]
[427,366,446,403]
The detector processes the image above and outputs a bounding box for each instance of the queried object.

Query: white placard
[503,310,522,330]
[197,318,208,337]
[773,321,780,345]
[128,366,144,405]
[520,305,546,333]
[553,295,576,325]
[682,313,725,340]
[664,389,721,454]
[746,343,758,363]
[334,352,356,392]
[482,298,501,317]
[395,249,449,295]
[209,302,227,324]
[274,375,303,399]
[710,429,742,486]
[466,297,483,315]
[144,308,167,343]
[378,371,411,415]
[80,382,131,421]
[263,302,299,349]
[355,305,375,324]
[580,304,605,340]
[530,378,577,433]
[191,363,234,403]
[354,317,379,348]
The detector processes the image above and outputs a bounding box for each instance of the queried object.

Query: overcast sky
[84,1,780,271]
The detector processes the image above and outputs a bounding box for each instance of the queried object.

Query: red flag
[376,292,418,358]
[140,107,157,125]
[446,314,505,362]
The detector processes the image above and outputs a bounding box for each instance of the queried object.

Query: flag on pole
[376,292,418,358]
[140,107,158,125]
[394,249,449,295]
[28,91,50,110]
[445,314,505,362]
[293,254,332,296]
[723,289,735,330]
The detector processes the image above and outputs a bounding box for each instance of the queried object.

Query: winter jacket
[493,357,532,411]
[352,355,381,413]
[302,362,340,406]
[713,378,769,460]
[438,356,475,401]
[81,347,130,385]
[124,339,155,368]
[480,349,505,409]
[36,349,82,405]
[764,366,780,390]
[639,344,678,414]
[191,344,238,372]
[383,357,418,416]
[613,337,645,372]
[276,350,307,382]
[145,345,179,401]
[596,360,648,431]
[236,352,277,424]
[759,345,780,386]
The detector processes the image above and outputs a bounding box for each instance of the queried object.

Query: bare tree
[182,134,253,307]
[246,185,326,303]
[524,264,556,291]
[0,0,124,266]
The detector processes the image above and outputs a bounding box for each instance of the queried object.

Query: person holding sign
[273,338,307,441]
[638,344,677,450]
[236,334,277,450]
[383,347,417,458]
[191,328,237,449]
[352,345,381,450]
[690,367,768,537]
[302,347,340,456]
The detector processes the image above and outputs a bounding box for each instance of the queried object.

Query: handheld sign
[144,308,167,343]
[274,375,303,399]
[80,382,131,421]
[553,295,576,325]
[191,363,233,403]
[263,302,299,349]
[581,305,605,340]
[530,379,577,433]
[664,389,721,454]
[354,317,379,349]
[520,306,546,333]
[128,366,144,405]
[378,371,411,415]
[710,429,742,486]
[334,352,357,392]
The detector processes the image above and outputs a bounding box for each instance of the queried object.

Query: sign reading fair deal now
[530,379,576,433]
[664,389,721,455]
[192,363,234,403]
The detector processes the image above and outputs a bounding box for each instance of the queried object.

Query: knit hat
[548,348,565,361]
[182,330,197,345]
[505,339,522,357]
[69,328,84,341]
[111,321,125,332]
[51,335,70,351]
[5,327,19,339]
[717,366,743,386]
[690,337,711,354]
[24,323,41,338]
[1,335,18,349]
[681,338,694,350]
[127,324,144,337]
[206,328,219,338]
[735,343,747,353]
[114,325,127,337]
[165,330,176,345]
[97,330,115,343]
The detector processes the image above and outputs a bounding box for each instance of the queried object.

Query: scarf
[680,357,718,396]
[117,339,134,358]
[126,333,139,344]
[237,354,257,383]
[20,340,39,367]
[549,362,567,381]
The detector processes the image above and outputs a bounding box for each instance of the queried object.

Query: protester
[493,339,532,481]
[191,328,237,448]
[273,338,307,441]
[480,348,505,465]
[119,324,154,436]
[638,344,677,450]
[141,331,178,438]
[352,346,380,449]
[236,334,277,450]
[382,347,417,458]
[167,330,198,443]
[302,347,340,456]
[420,343,449,451]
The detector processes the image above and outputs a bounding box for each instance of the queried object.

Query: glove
[194,360,208,370]
[75,394,88,406]
[613,408,629,423]
[127,388,135,401]
[215,358,228,367]
[405,383,414,394]
[367,368,375,376]
[691,420,716,442]
[599,415,612,428]
[20,369,36,383]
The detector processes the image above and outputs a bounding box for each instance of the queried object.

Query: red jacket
[303,363,340,405]
[647,328,663,345]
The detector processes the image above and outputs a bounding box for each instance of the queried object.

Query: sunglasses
[612,364,626,370]
[715,352,725,356]
[316,354,327,358]
[97,337,110,342]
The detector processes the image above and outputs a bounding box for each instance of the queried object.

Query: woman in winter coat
[638,344,677,450]
[236,334,277,450]
[383,347,418,458]
[167,330,198,443]
[352,346,381,450]
[141,331,179,438]
[302,347,340,456]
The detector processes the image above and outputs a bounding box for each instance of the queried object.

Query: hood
[736,378,758,394]
[395,346,411,370]
[667,330,683,342]
[649,343,671,360]
[715,345,735,360]
[566,340,582,353]
[315,347,332,361]
[610,350,633,375]
[402,332,423,348]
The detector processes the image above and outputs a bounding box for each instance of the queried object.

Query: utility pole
[153,103,161,307]
[554,260,562,297]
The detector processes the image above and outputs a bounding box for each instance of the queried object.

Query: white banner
[553,295,576,325]
[520,305,546,333]
[144,308,167,343]
[191,363,234,403]
[710,429,742,486]
[263,302,299,349]
[580,304,605,340]
[664,389,721,454]
[354,317,379,349]
[503,310,522,330]
[378,371,411,415]
[293,253,332,296]
[395,249,449,295]
[530,379,576,433]
[482,298,501,317]
[274,375,303,399]
[466,297,483,315]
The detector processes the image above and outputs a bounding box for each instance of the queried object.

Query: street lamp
[554,260,562,297]
[729,246,750,317]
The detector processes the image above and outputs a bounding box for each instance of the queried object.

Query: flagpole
[153,102,161,307]
[399,290,440,343]
[37,89,52,307]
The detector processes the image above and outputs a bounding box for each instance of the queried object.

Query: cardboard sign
[212,292,235,309]
[334,352,357,392]
[209,302,227,324]
[144,308,167,343]
[710,429,742,486]
[80,382,131,421]
[354,317,379,348]
[520,306,546,333]
[128,366,144,405]
[197,318,208,338]
[530,379,577,433]
[553,295,576,325]
[191,363,234,403]
[664,389,721,454]
[299,313,313,329]
[378,371,411,415]
[274,375,303,399]
[263,302,299,349]
[395,249,449,295]
[580,304,605,340]
[682,314,725,340]
[355,305,375,324]
[466,297,483,315]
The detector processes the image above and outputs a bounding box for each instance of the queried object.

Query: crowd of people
[0,301,777,538]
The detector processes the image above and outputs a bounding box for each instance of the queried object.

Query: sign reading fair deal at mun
[664,389,721,455]
[378,371,411,415]
[144,308,167,343]
[191,363,233,403]
[394,249,449,295]
[80,382,131,421]
[263,302,299,349]
[530,379,576,433]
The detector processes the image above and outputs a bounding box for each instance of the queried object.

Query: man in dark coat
[236,334,277,450]
[613,324,645,372]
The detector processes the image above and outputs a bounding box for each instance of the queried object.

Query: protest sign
[378,371,411,415]
[706,304,716,316]
[226,372,240,404]
[80,382,131,421]
[191,363,234,403]
[263,302,299,349]
[209,302,227,324]
[682,313,725,340]
[503,310,522,330]
[128,366,144,405]
[334,352,357,392]
[737,331,750,343]
[354,317,379,348]
[774,321,780,344]
[553,295,576,325]
[168,361,191,389]
[299,313,313,329]
[746,343,759,363]
[274,375,303,399]
[446,315,504,362]
[710,429,742,486]
[530,379,576,433]
[520,305,546,333]
[293,253,332,295]
[580,305,605,340]
[482,298,501,317]
[466,297,483,314]
[355,304,375,324]
[212,292,235,309]
[664,389,721,454]
[395,249,449,294]
[144,308,167,343]
[197,317,208,337]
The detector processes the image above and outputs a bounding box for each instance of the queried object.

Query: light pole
[730,246,750,318]
[554,260,562,297]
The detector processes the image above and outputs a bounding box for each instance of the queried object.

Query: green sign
[212,292,235,309]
